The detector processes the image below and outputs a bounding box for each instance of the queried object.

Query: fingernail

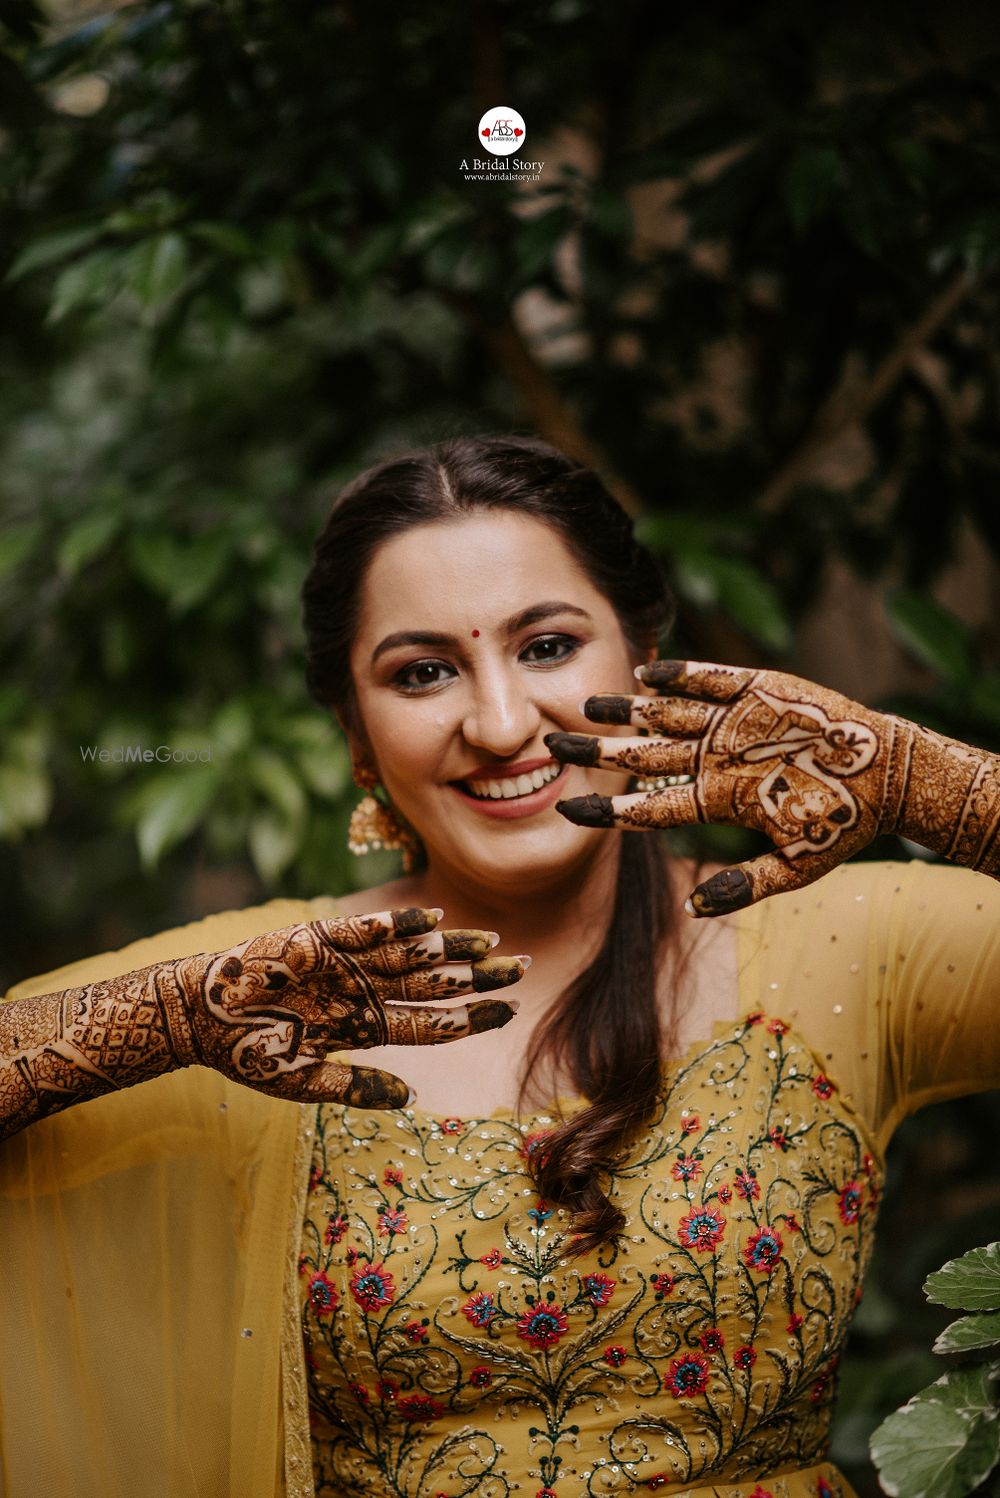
[583,694,633,725]
[556,794,616,828]
[545,731,599,766]
[684,896,698,918]
[488,931,501,948]
[429,907,444,919]
[514,954,532,969]
[405,1085,418,1106]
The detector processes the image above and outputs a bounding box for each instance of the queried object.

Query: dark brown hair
[302,434,693,1255]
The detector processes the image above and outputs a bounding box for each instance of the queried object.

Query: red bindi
[471,629,480,638]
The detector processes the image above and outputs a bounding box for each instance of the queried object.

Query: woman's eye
[394,659,454,692]
[521,634,579,666]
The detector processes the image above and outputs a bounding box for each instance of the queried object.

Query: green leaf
[135,768,218,870]
[47,247,129,322]
[885,589,974,685]
[57,511,121,578]
[674,549,791,652]
[127,232,189,308]
[248,749,307,824]
[248,809,301,883]
[0,762,53,838]
[784,144,841,231]
[935,1311,1000,1356]
[926,1243,1000,1311]
[188,221,260,259]
[870,1365,1000,1498]
[6,224,105,282]
[0,519,44,580]
[127,531,231,614]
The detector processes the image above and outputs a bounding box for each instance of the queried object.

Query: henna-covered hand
[0,908,526,1139]
[547,659,1000,917]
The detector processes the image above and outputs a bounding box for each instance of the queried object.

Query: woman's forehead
[355,513,607,634]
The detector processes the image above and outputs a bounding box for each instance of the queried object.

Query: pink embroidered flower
[681,1113,700,1133]
[398,1393,444,1423]
[308,1164,323,1192]
[745,1011,764,1026]
[700,1327,724,1354]
[718,1182,733,1204]
[838,1180,862,1225]
[583,1273,616,1307]
[350,1260,396,1312]
[516,1302,569,1349]
[403,1320,427,1343]
[521,1130,553,1161]
[440,1117,462,1134]
[650,1272,674,1296]
[297,1254,309,1276]
[480,1248,502,1269]
[647,1478,671,1491]
[817,1479,834,1498]
[749,1488,775,1498]
[678,1207,726,1253]
[377,1207,408,1237]
[603,1345,627,1367]
[348,1381,368,1404]
[862,1152,875,1176]
[383,1166,403,1187]
[468,1365,492,1388]
[307,1271,339,1318]
[768,1125,790,1150]
[536,1489,558,1498]
[671,1153,702,1183]
[665,1351,710,1397]
[462,1292,496,1327]
[376,1378,398,1402]
[345,1247,359,1266]
[744,1225,784,1274]
[734,1344,756,1370]
[768,1017,789,1036]
[735,1167,760,1200]
[784,1212,802,1234]
[324,1212,348,1245]
[787,1312,804,1333]
[812,1073,836,1100]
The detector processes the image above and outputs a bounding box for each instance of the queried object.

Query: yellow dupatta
[0,895,338,1498]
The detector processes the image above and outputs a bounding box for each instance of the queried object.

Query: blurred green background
[2,2,999,1490]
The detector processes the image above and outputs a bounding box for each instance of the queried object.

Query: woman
[2,434,998,1498]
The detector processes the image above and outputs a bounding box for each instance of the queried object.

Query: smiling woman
[3,434,999,1498]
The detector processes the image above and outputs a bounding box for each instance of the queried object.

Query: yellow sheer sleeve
[0,894,338,1498]
[733,858,1000,1157]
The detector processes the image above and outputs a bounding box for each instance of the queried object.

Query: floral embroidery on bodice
[299,1014,880,1497]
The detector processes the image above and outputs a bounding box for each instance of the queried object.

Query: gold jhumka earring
[348,764,422,873]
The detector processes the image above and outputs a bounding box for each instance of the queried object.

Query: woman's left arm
[548,659,1000,917]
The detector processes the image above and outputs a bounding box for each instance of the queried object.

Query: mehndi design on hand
[549,659,1000,916]
[0,909,526,1140]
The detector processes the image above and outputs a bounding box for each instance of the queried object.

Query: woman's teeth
[462,763,563,800]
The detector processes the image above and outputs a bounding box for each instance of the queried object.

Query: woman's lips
[448,762,568,820]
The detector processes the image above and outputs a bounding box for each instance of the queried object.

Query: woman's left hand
[547,658,924,917]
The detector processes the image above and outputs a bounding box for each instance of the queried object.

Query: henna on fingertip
[555,793,617,828]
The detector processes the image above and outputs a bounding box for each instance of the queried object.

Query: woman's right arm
[0,907,523,1141]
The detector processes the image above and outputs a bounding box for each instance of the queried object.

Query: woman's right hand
[167,906,525,1107]
[0,909,525,1139]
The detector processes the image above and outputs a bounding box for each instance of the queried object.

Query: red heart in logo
[514,128,523,137]
[481,128,490,137]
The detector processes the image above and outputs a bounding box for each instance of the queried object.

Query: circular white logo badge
[478,106,526,156]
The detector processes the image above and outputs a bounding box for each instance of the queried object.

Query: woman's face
[348,512,643,895]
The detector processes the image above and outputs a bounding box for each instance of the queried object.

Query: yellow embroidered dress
[2,859,999,1498]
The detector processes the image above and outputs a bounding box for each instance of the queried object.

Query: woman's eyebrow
[370,601,593,665]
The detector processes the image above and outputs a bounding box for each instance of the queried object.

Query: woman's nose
[462,671,542,757]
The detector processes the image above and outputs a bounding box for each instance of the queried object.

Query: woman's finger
[265,1059,414,1108]
[583,694,720,738]
[384,997,519,1046]
[361,928,499,975]
[556,782,702,831]
[308,907,443,954]
[636,659,755,702]
[686,848,819,918]
[373,955,528,1005]
[545,731,699,778]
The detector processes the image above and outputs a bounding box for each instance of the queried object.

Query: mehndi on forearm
[0,958,194,1143]
[888,716,1000,877]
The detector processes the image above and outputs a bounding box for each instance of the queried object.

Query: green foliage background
[2,3,1000,1490]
